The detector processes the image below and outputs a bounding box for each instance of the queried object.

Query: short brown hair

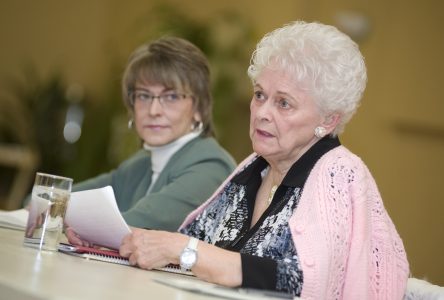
[122,36,214,137]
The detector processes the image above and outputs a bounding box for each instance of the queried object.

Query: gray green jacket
[72,137,236,231]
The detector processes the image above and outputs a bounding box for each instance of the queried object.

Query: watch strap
[187,237,198,250]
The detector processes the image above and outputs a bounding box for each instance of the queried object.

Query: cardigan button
[294,223,305,234]
[304,258,315,267]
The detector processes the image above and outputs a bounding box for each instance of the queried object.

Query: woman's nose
[253,100,273,121]
[148,98,163,115]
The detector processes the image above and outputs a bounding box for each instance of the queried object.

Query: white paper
[65,186,131,250]
[0,209,29,230]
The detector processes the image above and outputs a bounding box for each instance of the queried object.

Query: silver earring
[314,126,327,138]
[128,119,134,129]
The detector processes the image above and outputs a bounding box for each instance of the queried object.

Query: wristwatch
[179,237,199,271]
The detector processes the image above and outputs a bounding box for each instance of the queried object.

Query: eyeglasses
[129,90,191,109]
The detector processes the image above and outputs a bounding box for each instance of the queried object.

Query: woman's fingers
[65,227,94,247]
[119,230,188,270]
[120,233,134,257]
[65,227,83,246]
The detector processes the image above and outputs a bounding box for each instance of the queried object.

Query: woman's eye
[254,91,266,101]
[277,99,291,109]
[163,93,180,102]
[137,92,151,101]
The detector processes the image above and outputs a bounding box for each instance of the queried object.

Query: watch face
[181,249,197,269]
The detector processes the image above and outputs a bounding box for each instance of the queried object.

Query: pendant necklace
[267,184,278,205]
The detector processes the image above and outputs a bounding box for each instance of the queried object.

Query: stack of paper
[0,209,29,230]
[65,186,131,250]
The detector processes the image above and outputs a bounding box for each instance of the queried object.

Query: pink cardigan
[180,146,409,299]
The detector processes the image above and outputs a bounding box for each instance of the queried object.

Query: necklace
[267,185,278,205]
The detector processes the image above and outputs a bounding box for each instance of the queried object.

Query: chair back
[404,278,444,300]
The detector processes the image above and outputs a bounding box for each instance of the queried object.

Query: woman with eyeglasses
[66,37,236,242]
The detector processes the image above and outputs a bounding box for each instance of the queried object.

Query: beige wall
[1,0,443,286]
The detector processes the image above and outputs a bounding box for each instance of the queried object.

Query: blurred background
[0,0,443,286]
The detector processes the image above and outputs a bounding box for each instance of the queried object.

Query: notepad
[59,243,130,265]
[58,243,193,276]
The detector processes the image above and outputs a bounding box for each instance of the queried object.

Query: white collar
[143,129,202,175]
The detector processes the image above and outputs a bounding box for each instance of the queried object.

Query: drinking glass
[24,172,73,251]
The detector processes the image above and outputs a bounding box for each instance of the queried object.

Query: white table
[0,227,215,300]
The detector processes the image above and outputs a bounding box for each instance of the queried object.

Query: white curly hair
[247,20,367,136]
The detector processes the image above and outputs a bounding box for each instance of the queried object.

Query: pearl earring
[128,119,134,129]
[191,121,203,132]
[314,126,327,138]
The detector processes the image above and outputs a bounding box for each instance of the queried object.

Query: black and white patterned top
[180,137,340,296]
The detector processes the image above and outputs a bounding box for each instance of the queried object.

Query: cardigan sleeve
[342,163,409,299]
[71,172,114,192]
[290,147,409,299]
[71,149,149,195]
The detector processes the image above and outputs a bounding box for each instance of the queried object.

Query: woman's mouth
[146,125,168,131]
[256,129,274,137]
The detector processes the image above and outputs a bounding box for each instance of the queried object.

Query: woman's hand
[119,228,243,287]
[65,227,95,247]
[120,228,188,269]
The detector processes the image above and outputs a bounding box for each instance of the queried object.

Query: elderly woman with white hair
[120,21,409,299]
